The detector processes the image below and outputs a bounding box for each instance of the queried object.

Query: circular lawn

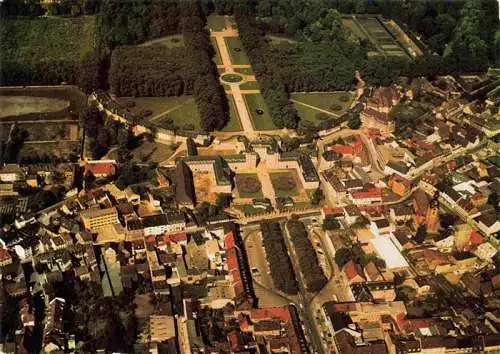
[221,73,244,84]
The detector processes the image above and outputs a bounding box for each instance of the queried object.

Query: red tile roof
[470,230,483,246]
[343,260,365,281]
[85,163,116,176]
[163,233,186,243]
[323,206,344,216]
[250,307,291,322]
[352,188,382,200]
[226,248,238,270]
[224,231,235,249]
[333,144,355,156]
[0,248,11,262]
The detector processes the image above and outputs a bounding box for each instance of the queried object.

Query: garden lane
[213,29,256,133]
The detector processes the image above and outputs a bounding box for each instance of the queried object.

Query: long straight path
[290,98,341,118]
[213,30,255,133]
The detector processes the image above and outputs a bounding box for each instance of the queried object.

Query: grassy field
[342,16,409,57]
[156,99,201,131]
[235,173,264,199]
[225,37,250,65]
[0,96,69,119]
[244,94,277,130]
[269,171,299,197]
[140,34,184,48]
[117,96,202,131]
[220,95,242,132]
[293,104,333,125]
[234,67,254,75]
[116,96,193,117]
[211,37,223,65]
[291,92,354,123]
[207,15,227,32]
[342,18,368,41]
[239,81,260,90]
[0,16,95,62]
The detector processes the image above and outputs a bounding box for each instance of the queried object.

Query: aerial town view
[0,0,499,353]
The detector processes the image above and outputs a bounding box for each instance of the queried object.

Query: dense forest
[105,0,228,131]
[223,0,498,129]
[260,221,299,295]
[286,219,328,293]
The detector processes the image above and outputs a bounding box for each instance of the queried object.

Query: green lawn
[220,95,242,132]
[244,94,277,130]
[225,37,250,65]
[269,172,299,197]
[158,99,201,131]
[116,96,193,118]
[140,34,184,48]
[120,96,201,131]
[239,81,260,90]
[235,173,264,199]
[293,103,334,125]
[211,37,223,65]
[291,92,354,123]
[207,15,227,32]
[1,16,95,67]
[234,67,254,75]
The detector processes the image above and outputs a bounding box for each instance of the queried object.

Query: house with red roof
[388,174,411,197]
[84,162,116,178]
[343,260,366,284]
[350,188,383,205]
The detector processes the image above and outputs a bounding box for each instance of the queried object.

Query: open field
[0,16,95,62]
[155,100,201,131]
[356,17,409,57]
[207,15,227,32]
[239,81,260,90]
[234,67,254,75]
[342,18,368,41]
[225,37,250,65]
[243,94,277,131]
[140,34,184,48]
[221,95,242,132]
[235,173,264,199]
[117,96,202,131]
[116,96,192,118]
[293,104,331,125]
[291,92,354,117]
[0,96,69,119]
[382,19,423,56]
[269,171,299,197]
[342,16,410,57]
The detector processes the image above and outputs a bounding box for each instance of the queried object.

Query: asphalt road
[281,220,327,354]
